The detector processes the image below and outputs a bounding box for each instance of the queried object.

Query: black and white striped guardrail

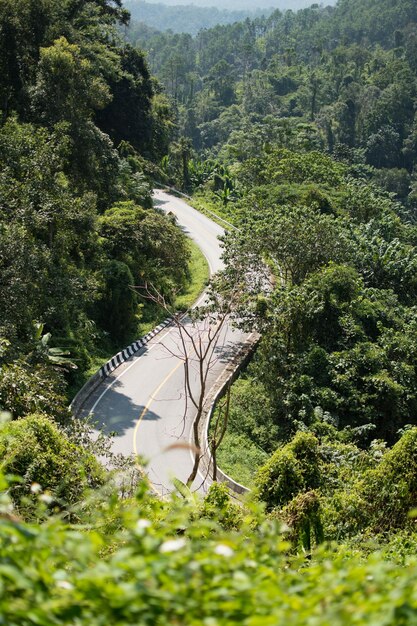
[70,316,178,416]
[99,317,174,378]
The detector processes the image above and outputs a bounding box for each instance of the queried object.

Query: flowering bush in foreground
[1,476,417,625]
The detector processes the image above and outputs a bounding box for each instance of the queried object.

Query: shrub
[0,414,105,516]
[256,432,322,511]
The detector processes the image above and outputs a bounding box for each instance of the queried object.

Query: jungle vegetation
[1,1,417,623]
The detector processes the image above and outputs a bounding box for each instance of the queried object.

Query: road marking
[88,325,176,415]
[133,353,207,491]
[133,359,184,456]
[132,357,208,497]
[88,192,230,494]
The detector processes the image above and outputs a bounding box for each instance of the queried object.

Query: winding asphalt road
[82,190,247,495]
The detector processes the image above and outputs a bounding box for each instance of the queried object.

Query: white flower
[30,483,42,494]
[57,581,73,591]
[39,493,54,504]
[160,538,186,553]
[214,544,234,558]
[136,519,151,530]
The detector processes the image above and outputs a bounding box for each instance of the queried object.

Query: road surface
[83,190,247,495]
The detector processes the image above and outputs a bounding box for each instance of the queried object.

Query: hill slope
[140,0,337,8]
[125,0,269,34]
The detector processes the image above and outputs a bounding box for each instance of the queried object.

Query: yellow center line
[133,359,184,457]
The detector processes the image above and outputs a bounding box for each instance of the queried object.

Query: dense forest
[2,0,417,622]
[0,0,196,404]
[130,0,417,201]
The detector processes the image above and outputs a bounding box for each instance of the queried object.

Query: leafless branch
[134,278,241,488]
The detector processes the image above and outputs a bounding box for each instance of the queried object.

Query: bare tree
[136,276,240,487]
[208,383,231,482]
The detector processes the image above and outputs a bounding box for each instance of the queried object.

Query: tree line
[130,0,417,207]
[1,0,417,617]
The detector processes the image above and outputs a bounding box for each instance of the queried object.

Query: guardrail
[154,184,237,231]
[202,334,261,496]
[205,384,251,496]
[70,317,174,416]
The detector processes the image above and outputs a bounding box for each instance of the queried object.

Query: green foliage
[0,359,69,422]
[282,490,324,552]
[217,141,417,445]
[214,431,268,490]
[2,468,417,625]
[32,36,111,125]
[131,0,417,205]
[360,428,417,532]
[0,0,191,399]
[162,136,194,190]
[243,264,417,442]
[0,118,99,342]
[309,428,417,542]
[166,3,417,548]
[255,427,417,544]
[215,378,278,452]
[200,482,243,530]
[256,432,322,511]
[95,45,155,157]
[96,260,138,342]
[0,414,105,516]
[98,200,190,301]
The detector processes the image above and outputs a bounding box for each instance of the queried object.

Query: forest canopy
[0,0,190,394]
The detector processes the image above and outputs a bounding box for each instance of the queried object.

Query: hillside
[130,0,417,190]
[0,0,192,478]
[128,0,417,545]
[142,0,337,9]
[125,0,269,35]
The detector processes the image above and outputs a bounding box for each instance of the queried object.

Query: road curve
[83,190,247,495]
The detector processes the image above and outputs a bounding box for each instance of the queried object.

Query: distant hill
[134,0,337,9]
[125,1,270,35]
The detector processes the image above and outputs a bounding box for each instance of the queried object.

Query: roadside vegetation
[73,236,209,396]
[2,0,417,621]
[174,238,210,311]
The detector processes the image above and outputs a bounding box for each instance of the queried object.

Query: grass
[190,190,238,230]
[175,238,210,310]
[214,430,268,490]
[69,237,209,399]
[136,237,209,335]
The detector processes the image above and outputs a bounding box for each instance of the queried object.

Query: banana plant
[31,322,77,370]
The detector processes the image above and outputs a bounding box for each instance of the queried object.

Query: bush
[0,414,105,516]
[1,471,417,625]
[0,359,70,421]
[256,432,322,511]
[199,482,243,530]
[96,260,138,342]
[360,427,417,532]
